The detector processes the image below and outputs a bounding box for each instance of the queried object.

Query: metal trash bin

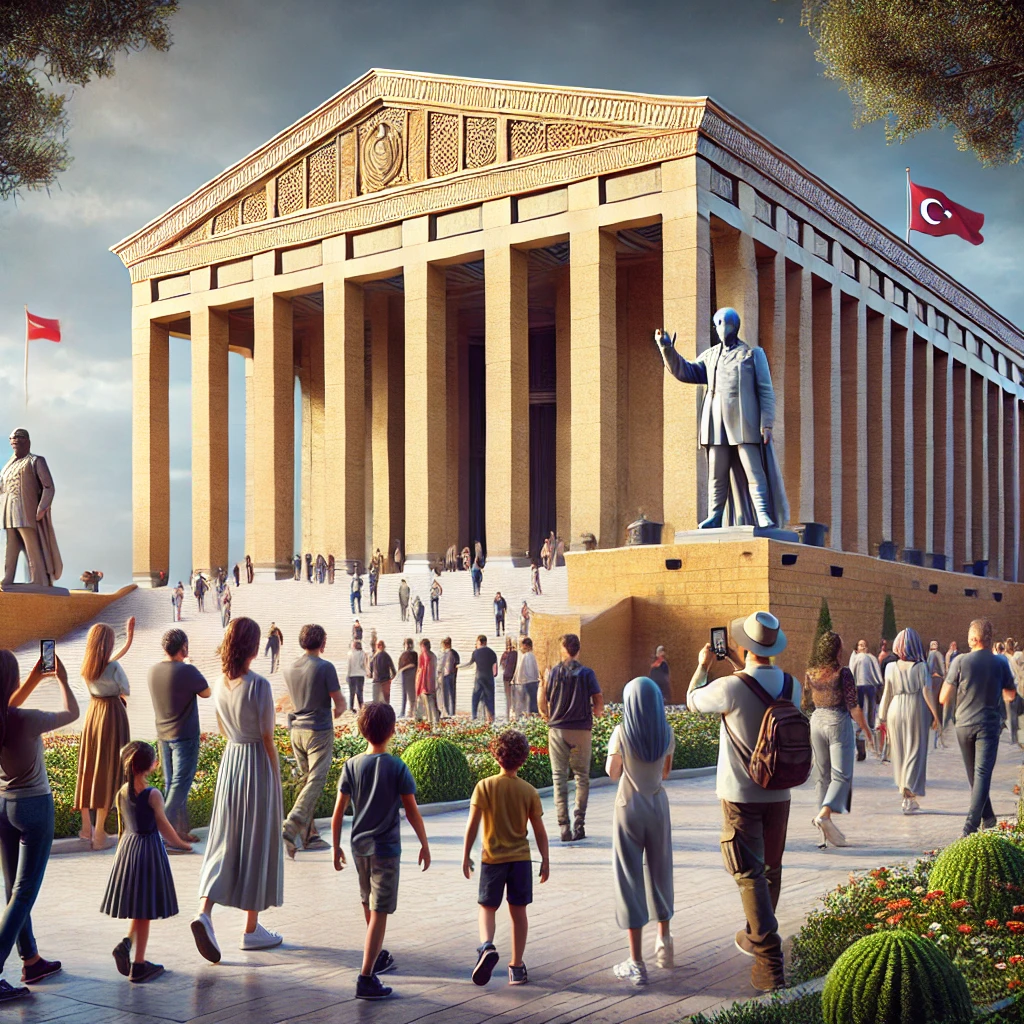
[799,522,829,547]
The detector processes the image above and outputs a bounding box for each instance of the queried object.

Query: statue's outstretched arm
[653,329,707,386]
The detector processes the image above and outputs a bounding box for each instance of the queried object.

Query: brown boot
[751,957,785,992]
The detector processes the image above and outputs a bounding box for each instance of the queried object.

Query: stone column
[714,224,758,342]
[944,353,955,564]
[445,293,461,551]
[981,377,991,566]
[924,342,936,559]
[131,314,170,587]
[252,292,295,579]
[1014,390,1022,582]
[854,300,869,553]
[810,280,835,531]
[996,380,1006,579]
[555,268,571,542]
[323,272,365,563]
[190,306,230,576]
[484,242,530,561]
[879,316,893,545]
[784,265,814,525]
[902,330,916,552]
[661,157,711,535]
[244,353,255,565]
[838,296,860,552]
[758,249,786,488]
[403,259,448,566]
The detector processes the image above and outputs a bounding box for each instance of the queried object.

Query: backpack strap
[735,672,774,707]
[781,673,794,701]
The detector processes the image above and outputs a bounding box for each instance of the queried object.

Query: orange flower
[924,890,945,900]
[1009,955,1024,965]
[986,919,1001,929]
[957,924,973,934]
[950,899,970,910]
[1014,905,1024,915]
[1008,921,1024,933]
[1009,980,1022,991]
[874,880,888,890]
[886,899,913,911]
[886,913,905,925]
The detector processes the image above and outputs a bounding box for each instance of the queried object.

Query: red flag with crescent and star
[908,179,985,245]
[25,310,61,342]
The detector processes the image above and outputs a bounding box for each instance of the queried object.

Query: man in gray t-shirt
[282,623,346,856]
[941,618,1016,837]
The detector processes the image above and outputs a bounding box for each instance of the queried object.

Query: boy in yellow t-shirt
[462,730,549,986]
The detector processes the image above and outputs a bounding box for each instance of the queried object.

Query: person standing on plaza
[191,617,284,962]
[926,640,947,747]
[848,639,883,761]
[346,641,366,711]
[352,620,363,643]
[470,636,499,724]
[147,629,210,843]
[393,539,404,573]
[1009,638,1024,750]
[686,611,801,992]
[75,618,134,850]
[471,560,483,597]
[327,554,336,585]
[245,554,254,584]
[293,554,301,582]
[607,677,676,987]
[531,563,541,596]
[411,595,425,635]
[462,729,548,988]
[429,574,442,622]
[499,638,518,719]
[519,601,531,639]
[0,650,79,1000]
[397,640,418,719]
[511,638,540,718]
[438,638,460,718]
[539,537,552,572]
[493,592,507,637]
[398,579,410,622]
[282,624,345,858]
[878,628,941,814]
[220,585,231,629]
[233,564,240,588]
[371,641,397,705]
[264,623,284,675]
[331,702,430,1001]
[415,640,439,727]
[194,574,207,613]
[305,553,313,583]
[369,563,379,606]
[172,583,184,622]
[648,646,671,704]
[350,573,363,614]
[539,633,603,843]
[946,640,961,672]
[940,618,1017,837]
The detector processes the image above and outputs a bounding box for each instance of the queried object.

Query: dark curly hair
[491,729,530,772]
[806,629,843,685]
[358,701,396,746]
[299,623,326,652]
[219,617,261,679]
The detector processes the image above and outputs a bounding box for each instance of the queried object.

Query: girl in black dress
[101,742,191,982]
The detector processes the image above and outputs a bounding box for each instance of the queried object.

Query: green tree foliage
[0,1,178,200]
[882,594,897,644]
[809,598,833,664]
[799,0,1024,166]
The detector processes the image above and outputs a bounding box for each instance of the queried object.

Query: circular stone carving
[361,122,403,191]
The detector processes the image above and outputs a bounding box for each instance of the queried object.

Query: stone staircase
[12,564,569,738]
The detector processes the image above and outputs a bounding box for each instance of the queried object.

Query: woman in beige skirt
[74,617,134,849]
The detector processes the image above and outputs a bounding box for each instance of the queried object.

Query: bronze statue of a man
[655,307,789,530]
[1,428,63,587]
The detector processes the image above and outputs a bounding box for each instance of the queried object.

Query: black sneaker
[129,961,165,984]
[0,979,30,1003]
[373,949,396,975]
[113,938,132,977]
[572,826,586,842]
[356,973,392,1000]
[983,816,998,830]
[473,943,499,986]
[21,957,61,983]
[509,963,529,985]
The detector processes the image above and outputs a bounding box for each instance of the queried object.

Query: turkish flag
[909,180,984,245]
[25,310,61,342]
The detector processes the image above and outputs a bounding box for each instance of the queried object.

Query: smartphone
[40,639,56,675]
[710,627,728,660]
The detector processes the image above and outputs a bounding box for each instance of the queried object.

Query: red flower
[1014,905,1024,915]
[986,919,1001,929]
[864,924,874,931]
[1009,980,1023,991]
[957,924,973,934]
[1008,921,1024,934]
[886,913,905,925]
[1009,955,1024,965]
[886,898,913,911]
[950,899,970,910]
[874,880,888,890]
[924,890,945,900]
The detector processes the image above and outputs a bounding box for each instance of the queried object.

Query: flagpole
[23,306,28,407]
[905,167,911,244]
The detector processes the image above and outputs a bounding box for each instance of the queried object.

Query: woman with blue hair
[878,627,941,814]
[606,676,675,988]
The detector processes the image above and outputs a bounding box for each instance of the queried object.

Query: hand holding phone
[40,640,56,675]
[710,627,728,661]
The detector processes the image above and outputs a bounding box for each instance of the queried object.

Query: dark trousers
[442,674,457,717]
[720,799,790,980]
[430,597,440,620]
[350,593,361,614]
[348,676,365,709]
[495,614,505,636]
[158,735,201,835]
[0,793,54,969]
[956,723,1000,833]
[856,685,877,731]
[472,678,495,720]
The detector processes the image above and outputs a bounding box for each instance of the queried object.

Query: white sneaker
[612,958,648,987]
[190,914,221,964]
[240,923,283,950]
[654,933,674,969]
[905,798,920,813]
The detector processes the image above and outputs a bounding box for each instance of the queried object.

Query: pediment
[112,70,709,270]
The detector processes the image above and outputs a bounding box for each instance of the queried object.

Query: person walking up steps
[332,702,430,1001]
[347,641,366,711]
[462,729,548,988]
[265,624,283,675]
[350,574,363,615]
[411,595,425,635]
[430,575,442,621]
[398,579,410,622]
[103,742,191,984]
[493,592,507,636]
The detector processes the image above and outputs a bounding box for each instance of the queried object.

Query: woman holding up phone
[0,649,80,1002]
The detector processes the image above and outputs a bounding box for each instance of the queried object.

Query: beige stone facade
[114,70,1024,584]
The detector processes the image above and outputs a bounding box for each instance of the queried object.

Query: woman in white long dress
[878,628,941,814]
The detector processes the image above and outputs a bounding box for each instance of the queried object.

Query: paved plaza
[10,733,1022,1024]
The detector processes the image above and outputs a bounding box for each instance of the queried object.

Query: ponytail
[119,740,156,790]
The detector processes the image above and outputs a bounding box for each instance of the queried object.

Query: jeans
[442,674,457,717]
[266,644,280,674]
[856,685,877,731]
[158,735,201,835]
[370,585,378,606]
[348,676,365,710]
[350,593,362,614]
[0,793,54,968]
[472,678,495,720]
[495,614,505,636]
[283,728,335,844]
[810,708,854,813]
[549,727,592,832]
[400,671,417,718]
[956,722,1000,833]
[720,798,790,980]
[472,577,481,596]
[430,597,440,621]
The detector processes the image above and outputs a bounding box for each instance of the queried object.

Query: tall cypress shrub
[882,594,897,645]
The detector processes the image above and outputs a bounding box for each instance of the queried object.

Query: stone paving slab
[7,735,1022,1023]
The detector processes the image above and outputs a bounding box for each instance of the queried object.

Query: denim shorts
[478,859,533,907]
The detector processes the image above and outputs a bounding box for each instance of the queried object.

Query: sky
[1,0,1021,590]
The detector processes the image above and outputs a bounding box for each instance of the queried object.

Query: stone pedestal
[674,525,800,545]
[0,583,70,596]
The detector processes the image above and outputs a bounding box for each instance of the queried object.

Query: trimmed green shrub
[928,831,1024,920]
[691,991,823,1024]
[822,930,973,1024]
[518,751,552,789]
[882,594,897,645]
[810,599,833,666]
[401,737,473,803]
[467,752,500,786]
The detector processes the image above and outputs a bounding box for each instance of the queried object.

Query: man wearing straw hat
[687,611,800,993]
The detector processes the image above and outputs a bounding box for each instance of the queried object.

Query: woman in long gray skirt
[190,618,284,963]
[803,631,875,849]
[879,628,941,814]
[606,677,676,988]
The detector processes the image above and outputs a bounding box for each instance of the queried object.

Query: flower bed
[45,707,718,839]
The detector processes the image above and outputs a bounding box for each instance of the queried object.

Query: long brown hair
[219,617,261,679]
[0,650,18,750]
[119,740,156,790]
[81,623,115,683]
[806,629,844,686]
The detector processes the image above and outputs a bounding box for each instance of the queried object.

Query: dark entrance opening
[529,326,556,559]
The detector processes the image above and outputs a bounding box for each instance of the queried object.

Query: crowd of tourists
[0,608,1016,1003]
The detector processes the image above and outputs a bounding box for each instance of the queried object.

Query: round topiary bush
[401,737,474,804]
[467,752,500,786]
[928,830,1024,920]
[822,930,972,1024]
[518,750,553,790]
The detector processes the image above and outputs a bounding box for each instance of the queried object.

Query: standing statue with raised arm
[1,427,63,589]
[655,307,789,531]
